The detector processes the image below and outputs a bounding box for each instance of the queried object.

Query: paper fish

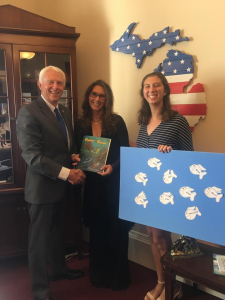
[135,191,148,208]
[190,164,207,179]
[204,187,224,203]
[110,22,189,69]
[135,172,148,186]
[163,170,177,184]
[179,186,197,201]
[185,206,202,220]
[159,192,174,205]
[148,157,162,170]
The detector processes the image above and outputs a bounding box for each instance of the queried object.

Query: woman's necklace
[92,118,102,125]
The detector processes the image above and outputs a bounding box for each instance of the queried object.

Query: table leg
[164,266,175,300]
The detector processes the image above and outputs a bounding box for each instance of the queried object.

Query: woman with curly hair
[74,80,132,291]
[137,72,193,300]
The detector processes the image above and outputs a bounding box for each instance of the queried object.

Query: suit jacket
[17,97,75,204]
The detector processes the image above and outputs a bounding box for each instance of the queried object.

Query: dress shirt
[41,96,70,181]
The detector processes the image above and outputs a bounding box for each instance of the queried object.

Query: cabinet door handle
[23,206,28,212]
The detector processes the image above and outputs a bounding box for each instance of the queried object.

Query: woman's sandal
[144,281,165,300]
[156,281,183,300]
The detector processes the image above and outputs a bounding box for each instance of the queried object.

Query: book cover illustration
[77,136,111,173]
[213,254,225,276]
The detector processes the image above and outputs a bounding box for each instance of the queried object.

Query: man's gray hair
[39,66,66,85]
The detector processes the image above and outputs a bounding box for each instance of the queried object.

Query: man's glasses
[90,91,106,100]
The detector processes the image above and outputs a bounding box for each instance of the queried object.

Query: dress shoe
[50,269,84,281]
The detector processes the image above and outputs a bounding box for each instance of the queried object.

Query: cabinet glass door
[18,50,72,111]
[20,52,45,105]
[47,53,72,110]
[0,50,13,184]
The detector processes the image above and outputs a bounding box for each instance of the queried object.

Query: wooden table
[161,242,225,299]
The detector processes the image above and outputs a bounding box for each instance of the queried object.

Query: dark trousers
[28,200,68,299]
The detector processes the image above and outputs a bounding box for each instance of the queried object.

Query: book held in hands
[77,135,111,173]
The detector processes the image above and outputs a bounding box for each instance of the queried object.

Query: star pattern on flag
[154,50,206,131]
[110,23,189,68]
[155,50,193,76]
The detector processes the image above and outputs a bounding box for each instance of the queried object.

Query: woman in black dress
[137,72,193,300]
[74,80,132,290]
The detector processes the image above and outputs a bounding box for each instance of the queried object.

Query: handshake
[68,154,86,185]
[68,168,86,185]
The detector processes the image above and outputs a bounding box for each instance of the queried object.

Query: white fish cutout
[159,192,174,205]
[135,172,148,186]
[148,157,162,170]
[204,186,224,203]
[185,206,202,220]
[190,164,207,179]
[135,191,148,208]
[163,170,177,184]
[179,186,197,201]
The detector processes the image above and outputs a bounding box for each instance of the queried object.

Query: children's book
[213,253,225,276]
[76,135,111,173]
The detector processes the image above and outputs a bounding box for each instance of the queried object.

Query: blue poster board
[119,148,225,246]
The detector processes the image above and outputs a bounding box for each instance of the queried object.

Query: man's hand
[68,169,86,185]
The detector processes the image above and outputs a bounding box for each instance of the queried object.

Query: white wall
[2,1,225,297]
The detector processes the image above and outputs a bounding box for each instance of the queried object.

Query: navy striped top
[136,113,194,151]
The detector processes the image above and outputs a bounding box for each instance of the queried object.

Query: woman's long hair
[138,72,176,125]
[80,79,117,134]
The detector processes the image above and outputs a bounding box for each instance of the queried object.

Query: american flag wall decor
[154,50,206,131]
[110,22,189,69]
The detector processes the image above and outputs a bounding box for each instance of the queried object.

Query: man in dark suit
[17,66,86,300]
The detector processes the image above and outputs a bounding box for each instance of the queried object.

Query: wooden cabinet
[0,5,81,258]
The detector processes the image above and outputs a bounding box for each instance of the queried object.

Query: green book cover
[77,135,111,173]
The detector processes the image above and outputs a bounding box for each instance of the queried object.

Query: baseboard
[129,229,150,245]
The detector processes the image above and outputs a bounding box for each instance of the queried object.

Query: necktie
[54,107,68,143]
